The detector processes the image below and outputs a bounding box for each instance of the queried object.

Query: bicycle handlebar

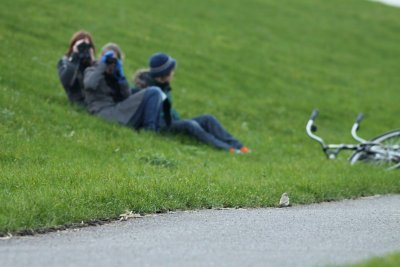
[352,112,366,143]
[355,113,364,124]
[306,109,326,148]
[310,109,319,121]
[306,109,380,160]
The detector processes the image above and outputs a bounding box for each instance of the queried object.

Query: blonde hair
[132,68,150,89]
[101,43,123,60]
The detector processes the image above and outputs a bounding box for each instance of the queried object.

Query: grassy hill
[0,0,399,234]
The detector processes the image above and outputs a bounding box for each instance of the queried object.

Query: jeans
[129,87,163,131]
[165,114,243,150]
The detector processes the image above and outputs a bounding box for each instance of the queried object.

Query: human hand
[101,51,117,65]
[72,39,94,63]
[114,59,126,82]
[72,39,86,53]
[115,59,123,75]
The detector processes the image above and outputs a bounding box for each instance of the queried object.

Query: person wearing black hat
[83,44,164,131]
[132,52,250,153]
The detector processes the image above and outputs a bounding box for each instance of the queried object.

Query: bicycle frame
[306,110,361,159]
[306,109,400,167]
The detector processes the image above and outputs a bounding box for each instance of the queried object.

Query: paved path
[1,195,400,267]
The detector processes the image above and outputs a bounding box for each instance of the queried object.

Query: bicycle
[306,109,400,170]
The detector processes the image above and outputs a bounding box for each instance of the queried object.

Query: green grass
[339,252,400,267]
[0,0,400,234]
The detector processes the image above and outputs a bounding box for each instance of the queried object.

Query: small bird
[279,192,290,207]
[119,210,142,221]
[0,232,12,240]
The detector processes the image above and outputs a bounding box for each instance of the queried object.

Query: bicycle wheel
[349,129,400,169]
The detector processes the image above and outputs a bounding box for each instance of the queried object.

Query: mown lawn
[0,0,399,234]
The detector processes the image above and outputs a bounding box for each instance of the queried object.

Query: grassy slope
[0,0,399,233]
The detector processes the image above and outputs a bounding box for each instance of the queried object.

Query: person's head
[66,30,96,58]
[101,43,123,75]
[101,43,123,60]
[133,68,150,89]
[149,53,176,83]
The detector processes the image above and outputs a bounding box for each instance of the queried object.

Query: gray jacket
[57,54,86,106]
[83,62,145,125]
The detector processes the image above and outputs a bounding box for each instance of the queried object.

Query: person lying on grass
[57,30,96,107]
[83,43,164,131]
[132,52,251,153]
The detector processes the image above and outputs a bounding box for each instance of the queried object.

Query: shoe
[229,146,251,154]
[239,146,251,154]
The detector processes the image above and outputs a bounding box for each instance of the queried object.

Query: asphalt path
[1,195,400,267]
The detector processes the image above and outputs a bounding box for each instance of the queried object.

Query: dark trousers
[129,87,163,131]
[166,114,243,150]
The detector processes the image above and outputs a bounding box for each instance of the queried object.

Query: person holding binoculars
[83,43,164,131]
[57,30,96,107]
